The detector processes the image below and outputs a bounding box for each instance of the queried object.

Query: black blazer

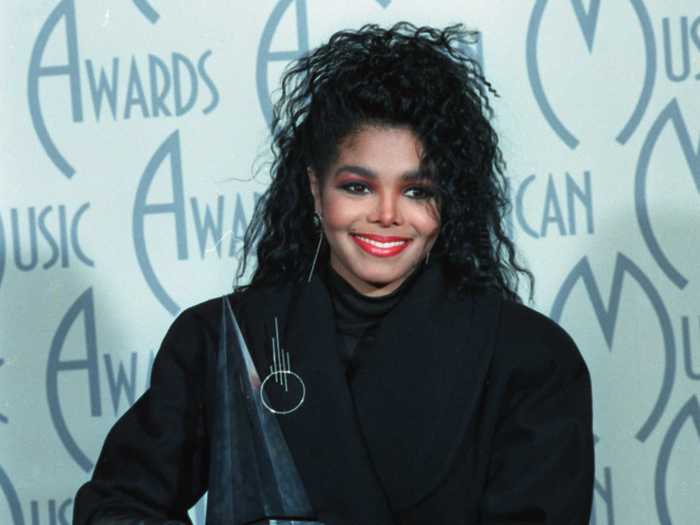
[74,259,594,524]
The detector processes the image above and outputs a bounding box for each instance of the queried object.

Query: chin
[355,265,412,286]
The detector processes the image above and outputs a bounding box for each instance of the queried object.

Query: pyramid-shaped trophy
[205,298,324,525]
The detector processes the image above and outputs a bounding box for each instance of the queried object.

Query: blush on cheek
[319,192,364,227]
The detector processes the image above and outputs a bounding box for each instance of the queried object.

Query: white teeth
[354,235,407,248]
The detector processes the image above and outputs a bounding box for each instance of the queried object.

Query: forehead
[332,126,423,174]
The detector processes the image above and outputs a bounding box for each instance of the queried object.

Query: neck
[328,258,420,298]
[325,261,425,301]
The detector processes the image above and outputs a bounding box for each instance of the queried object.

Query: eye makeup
[336,179,435,201]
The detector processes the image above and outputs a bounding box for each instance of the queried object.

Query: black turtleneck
[320,261,424,366]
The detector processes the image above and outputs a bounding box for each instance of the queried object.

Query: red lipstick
[350,233,411,257]
[353,233,410,242]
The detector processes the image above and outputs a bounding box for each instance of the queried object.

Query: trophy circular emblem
[260,370,306,415]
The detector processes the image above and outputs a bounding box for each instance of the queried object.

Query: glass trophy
[205,298,324,525]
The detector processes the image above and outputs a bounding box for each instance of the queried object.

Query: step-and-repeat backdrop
[1,1,698,523]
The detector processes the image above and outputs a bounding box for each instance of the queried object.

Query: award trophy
[205,298,324,525]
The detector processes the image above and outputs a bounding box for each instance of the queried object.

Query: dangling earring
[424,250,430,265]
[307,212,323,283]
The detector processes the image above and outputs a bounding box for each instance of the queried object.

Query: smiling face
[308,125,440,297]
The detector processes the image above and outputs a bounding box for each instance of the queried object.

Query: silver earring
[425,250,431,265]
[307,212,323,283]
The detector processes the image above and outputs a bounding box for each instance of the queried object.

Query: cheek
[409,205,440,237]
[320,192,358,230]
[418,220,440,240]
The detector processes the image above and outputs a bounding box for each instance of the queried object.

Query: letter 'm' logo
[655,396,700,525]
[635,99,700,290]
[526,0,655,148]
[550,253,675,441]
[0,465,24,525]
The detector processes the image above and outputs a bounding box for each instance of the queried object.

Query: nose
[368,192,403,227]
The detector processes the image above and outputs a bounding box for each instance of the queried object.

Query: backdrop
[1,1,698,524]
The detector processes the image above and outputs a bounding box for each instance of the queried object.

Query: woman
[74,22,593,524]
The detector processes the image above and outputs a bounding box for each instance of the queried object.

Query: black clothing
[322,262,422,363]
[74,258,594,524]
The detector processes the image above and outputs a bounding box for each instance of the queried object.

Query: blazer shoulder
[177,284,295,350]
[167,295,227,341]
[492,299,588,381]
[173,284,276,334]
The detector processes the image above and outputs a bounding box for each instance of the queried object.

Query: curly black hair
[236,22,533,303]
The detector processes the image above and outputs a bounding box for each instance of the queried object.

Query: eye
[340,182,370,194]
[404,186,434,200]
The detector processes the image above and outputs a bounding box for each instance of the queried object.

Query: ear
[307,167,322,215]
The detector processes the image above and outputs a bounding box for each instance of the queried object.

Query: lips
[350,233,411,257]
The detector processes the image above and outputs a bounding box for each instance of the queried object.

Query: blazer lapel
[229,260,503,517]
[349,260,503,510]
[231,276,396,525]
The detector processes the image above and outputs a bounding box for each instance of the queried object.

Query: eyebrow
[333,164,426,181]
